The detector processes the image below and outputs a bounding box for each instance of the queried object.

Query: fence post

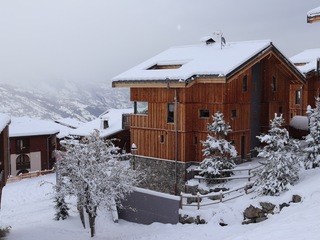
[219,191,223,202]
[197,193,200,210]
[248,169,251,182]
[180,193,183,209]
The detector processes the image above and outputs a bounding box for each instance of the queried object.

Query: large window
[16,154,30,170]
[167,103,174,123]
[134,102,148,114]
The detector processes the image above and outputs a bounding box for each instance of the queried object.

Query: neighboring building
[307,6,320,23]
[0,114,11,190]
[290,48,320,117]
[112,39,305,194]
[9,117,60,176]
[69,108,133,153]
[54,117,84,129]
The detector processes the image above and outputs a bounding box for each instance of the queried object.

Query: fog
[0,0,319,89]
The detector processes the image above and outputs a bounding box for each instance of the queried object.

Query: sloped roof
[112,39,304,86]
[54,117,84,129]
[69,108,133,138]
[113,40,273,83]
[0,113,10,132]
[290,48,320,74]
[307,6,320,23]
[9,117,60,137]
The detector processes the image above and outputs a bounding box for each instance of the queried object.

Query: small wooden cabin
[9,117,59,176]
[112,39,305,194]
[290,48,320,117]
[0,114,11,192]
[69,108,133,153]
[308,6,320,23]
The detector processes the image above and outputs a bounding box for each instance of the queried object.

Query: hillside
[0,81,131,122]
[1,162,320,240]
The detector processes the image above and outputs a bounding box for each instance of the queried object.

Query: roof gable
[290,48,320,74]
[0,113,10,132]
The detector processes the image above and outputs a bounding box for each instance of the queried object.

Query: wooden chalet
[307,6,320,23]
[69,108,133,153]
[112,39,305,194]
[0,114,11,196]
[9,117,59,176]
[290,48,320,117]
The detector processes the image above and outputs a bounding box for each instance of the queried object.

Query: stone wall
[133,156,195,195]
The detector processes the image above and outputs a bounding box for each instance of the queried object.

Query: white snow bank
[290,116,309,130]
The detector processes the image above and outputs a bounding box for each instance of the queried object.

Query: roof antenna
[213,31,226,49]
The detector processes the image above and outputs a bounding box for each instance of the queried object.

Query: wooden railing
[180,164,262,209]
[7,169,55,184]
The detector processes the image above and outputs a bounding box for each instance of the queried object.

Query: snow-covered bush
[254,114,300,196]
[200,112,237,178]
[56,130,142,237]
[304,98,320,169]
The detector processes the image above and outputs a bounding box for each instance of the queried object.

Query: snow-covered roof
[290,48,320,74]
[112,40,273,82]
[54,117,84,129]
[0,113,10,132]
[9,117,60,138]
[69,108,133,138]
[307,6,320,22]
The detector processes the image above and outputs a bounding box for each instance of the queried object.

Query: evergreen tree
[56,130,142,237]
[304,97,320,169]
[53,195,69,221]
[254,114,300,196]
[200,112,237,178]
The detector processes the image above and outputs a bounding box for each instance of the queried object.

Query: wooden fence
[180,164,262,210]
[7,169,55,184]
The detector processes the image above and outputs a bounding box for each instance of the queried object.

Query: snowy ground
[1,166,320,240]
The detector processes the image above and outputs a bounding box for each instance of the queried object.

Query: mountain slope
[0,82,131,121]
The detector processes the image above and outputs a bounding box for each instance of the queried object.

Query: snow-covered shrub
[200,112,237,178]
[304,98,320,169]
[254,114,300,196]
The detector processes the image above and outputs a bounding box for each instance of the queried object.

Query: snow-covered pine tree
[57,130,142,237]
[304,97,320,169]
[254,113,300,196]
[200,112,237,178]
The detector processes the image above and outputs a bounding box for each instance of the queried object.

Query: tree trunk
[87,206,97,238]
[77,202,86,229]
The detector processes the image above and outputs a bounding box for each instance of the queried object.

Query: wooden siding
[128,50,303,163]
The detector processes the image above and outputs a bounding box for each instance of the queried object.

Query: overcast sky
[0,0,320,89]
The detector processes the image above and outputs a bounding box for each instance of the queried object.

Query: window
[16,154,30,170]
[16,138,29,152]
[167,103,174,123]
[160,134,164,143]
[272,76,277,92]
[134,102,148,114]
[231,109,237,118]
[295,90,301,104]
[242,75,248,92]
[199,109,209,118]
[279,106,283,114]
[194,136,198,145]
[147,64,182,70]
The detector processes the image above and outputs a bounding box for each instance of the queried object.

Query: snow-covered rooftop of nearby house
[54,117,84,129]
[307,6,320,17]
[0,113,10,132]
[70,108,133,138]
[290,48,320,74]
[112,40,272,82]
[9,117,61,138]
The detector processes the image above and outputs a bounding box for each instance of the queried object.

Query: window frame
[295,90,301,104]
[134,101,148,115]
[167,103,174,123]
[199,109,210,118]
